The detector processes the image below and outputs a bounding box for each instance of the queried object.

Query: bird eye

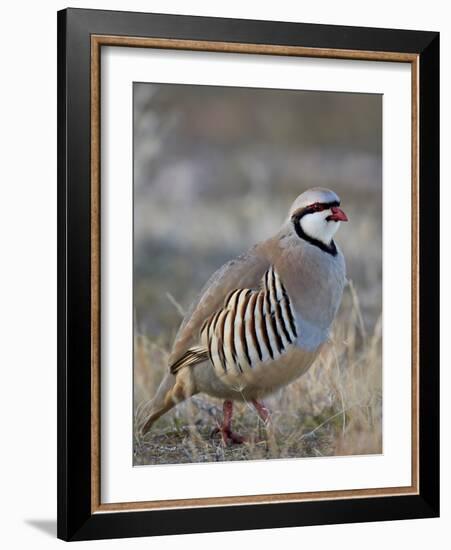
[311,203,323,212]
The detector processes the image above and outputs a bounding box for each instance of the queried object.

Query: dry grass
[133,281,382,466]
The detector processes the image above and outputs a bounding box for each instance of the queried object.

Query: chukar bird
[141,188,348,444]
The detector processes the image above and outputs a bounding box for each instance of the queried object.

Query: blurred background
[134,83,382,341]
[133,83,382,464]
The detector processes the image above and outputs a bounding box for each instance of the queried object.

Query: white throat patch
[300,211,341,245]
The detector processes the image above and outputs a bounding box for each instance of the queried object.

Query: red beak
[327,206,348,222]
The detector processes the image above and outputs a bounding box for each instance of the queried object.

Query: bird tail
[139,371,178,435]
[139,347,208,435]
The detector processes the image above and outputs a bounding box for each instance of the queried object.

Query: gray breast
[281,242,346,352]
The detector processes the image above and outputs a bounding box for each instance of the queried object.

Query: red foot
[222,428,246,445]
[209,400,248,445]
[211,427,246,445]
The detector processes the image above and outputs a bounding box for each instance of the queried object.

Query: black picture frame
[57,7,439,541]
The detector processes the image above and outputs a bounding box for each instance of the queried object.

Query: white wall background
[0,1,448,547]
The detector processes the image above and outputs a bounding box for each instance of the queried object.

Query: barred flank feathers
[171,267,298,382]
[170,346,209,375]
[197,266,298,383]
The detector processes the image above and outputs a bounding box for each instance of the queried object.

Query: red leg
[211,400,245,445]
[222,400,233,432]
[252,400,271,424]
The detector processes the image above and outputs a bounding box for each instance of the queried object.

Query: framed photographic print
[57,8,439,541]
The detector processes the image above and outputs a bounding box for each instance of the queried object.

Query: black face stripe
[292,200,340,216]
[291,214,338,256]
[314,200,340,211]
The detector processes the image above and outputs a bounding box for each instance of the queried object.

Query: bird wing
[169,245,271,367]
[169,237,300,393]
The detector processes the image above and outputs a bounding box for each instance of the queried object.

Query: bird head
[288,188,348,252]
